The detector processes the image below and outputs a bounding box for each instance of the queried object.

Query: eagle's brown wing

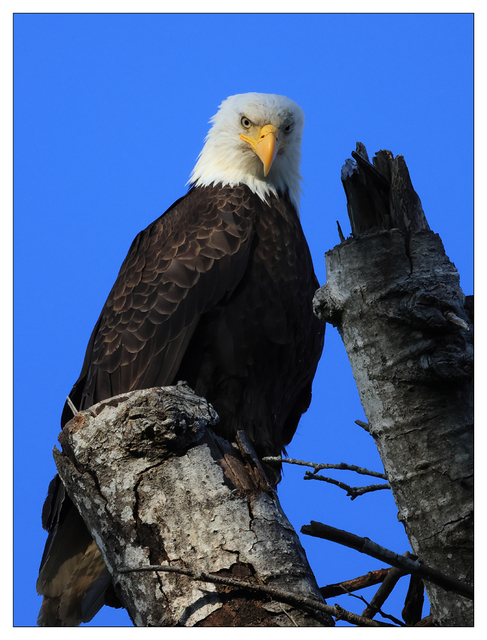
[38,184,258,626]
[62,184,257,423]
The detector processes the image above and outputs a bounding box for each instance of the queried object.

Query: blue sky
[13,13,473,627]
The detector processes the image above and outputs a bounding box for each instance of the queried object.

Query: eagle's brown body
[37,182,324,625]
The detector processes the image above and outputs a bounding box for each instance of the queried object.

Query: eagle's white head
[189,93,305,211]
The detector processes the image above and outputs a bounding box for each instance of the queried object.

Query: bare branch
[332,604,394,627]
[355,419,370,432]
[262,456,387,480]
[361,555,410,619]
[119,563,394,627]
[303,472,390,499]
[65,395,78,417]
[261,457,390,499]
[319,568,391,598]
[402,574,425,626]
[301,522,473,601]
[349,591,405,627]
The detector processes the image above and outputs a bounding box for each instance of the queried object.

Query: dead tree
[313,144,473,626]
[53,383,333,627]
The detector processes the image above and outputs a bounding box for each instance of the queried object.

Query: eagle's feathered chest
[221,187,317,339]
[171,186,323,454]
[248,192,312,294]
[66,184,323,458]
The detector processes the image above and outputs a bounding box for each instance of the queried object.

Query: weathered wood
[314,145,473,626]
[53,383,332,627]
[341,144,429,235]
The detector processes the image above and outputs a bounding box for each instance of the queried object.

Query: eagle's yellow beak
[240,124,278,176]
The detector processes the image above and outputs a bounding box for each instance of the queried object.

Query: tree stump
[53,382,333,627]
[313,144,473,626]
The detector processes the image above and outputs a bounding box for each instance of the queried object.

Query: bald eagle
[37,93,324,626]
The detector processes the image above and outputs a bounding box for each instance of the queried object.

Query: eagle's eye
[241,116,252,129]
[284,123,293,133]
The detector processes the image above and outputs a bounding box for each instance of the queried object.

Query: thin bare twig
[332,603,393,626]
[349,591,405,626]
[303,471,390,499]
[262,457,387,480]
[66,395,78,417]
[279,602,299,626]
[118,563,394,627]
[261,457,389,499]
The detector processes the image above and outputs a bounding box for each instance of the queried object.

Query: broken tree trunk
[53,383,333,627]
[313,144,473,626]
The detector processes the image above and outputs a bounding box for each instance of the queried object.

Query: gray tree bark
[53,383,333,627]
[313,145,473,626]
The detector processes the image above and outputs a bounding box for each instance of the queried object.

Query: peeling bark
[314,145,473,626]
[53,383,332,627]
